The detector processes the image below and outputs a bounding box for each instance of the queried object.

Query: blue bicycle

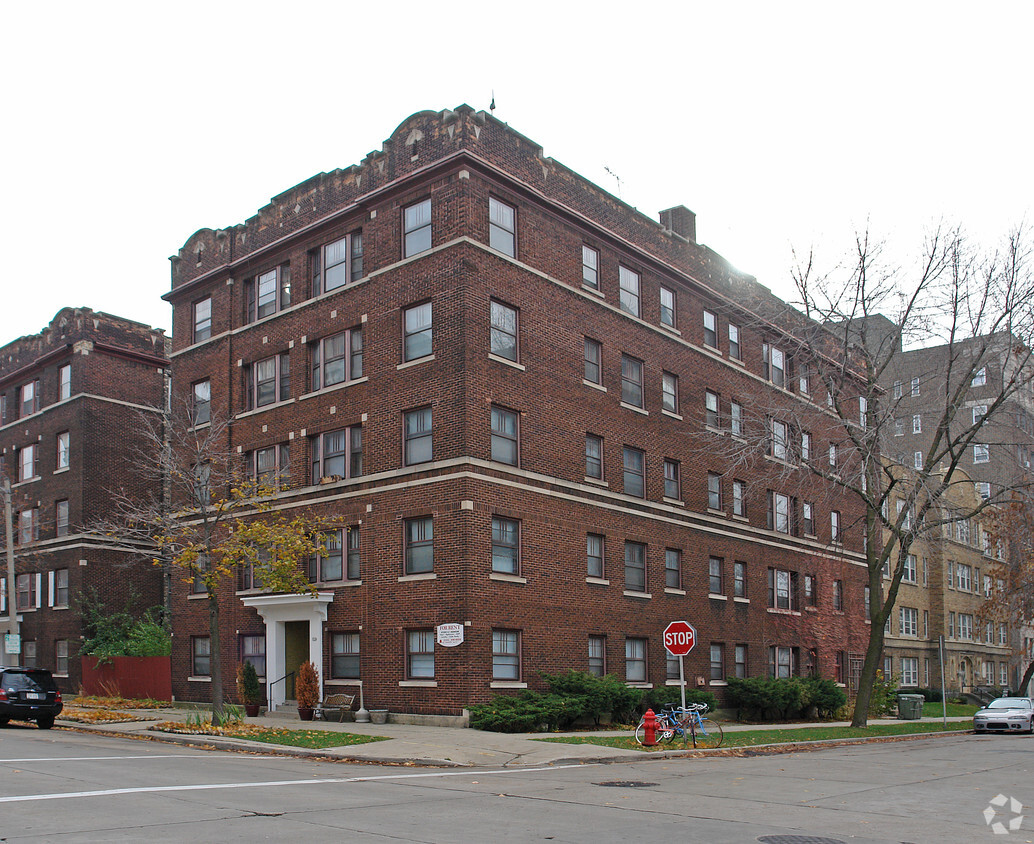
[635,702,724,748]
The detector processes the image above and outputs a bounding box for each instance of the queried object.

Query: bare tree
[709,225,1034,725]
[99,403,326,724]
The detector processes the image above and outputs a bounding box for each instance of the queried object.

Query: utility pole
[1,476,18,667]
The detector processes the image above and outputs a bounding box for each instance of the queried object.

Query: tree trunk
[851,621,887,727]
[1018,659,1034,697]
[208,593,223,726]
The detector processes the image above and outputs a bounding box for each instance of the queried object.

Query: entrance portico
[241,592,334,710]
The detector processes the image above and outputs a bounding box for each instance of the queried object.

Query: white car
[973,697,1034,733]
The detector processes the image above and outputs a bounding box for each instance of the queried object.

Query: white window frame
[618,266,640,317]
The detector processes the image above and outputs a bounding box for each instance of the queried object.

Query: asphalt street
[1,726,1031,843]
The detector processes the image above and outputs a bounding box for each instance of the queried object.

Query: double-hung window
[193,299,212,343]
[403,302,433,361]
[585,434,603,479]
[974,443,990,464]
[662,372,678,413]
[660,287,676,328]
[191,637,211,676]
[624,541,646,592]
[58,364,71,401]
[621,355,643,407]
[55,500,69,537]
[728,323,741,360]
[331,632,360,679]
[709,557,723,594]
[733,562,747,598]
[407,630,435,678]
[56,432,70,470]
[762,343,785,388]
[973,367,987,386]
[770,419,788,460]
[705,390,719,428]
[310,425,362,483]
[491,518,520,575]
[20,379,40,417]
[404,407,433,465]
[802,501,815,535]
[768,491,791,534]
[831,510,841,544]
[584,338,602,384]
[900,607,918,636]
[703,310,717,347]
[492,630,521,680]
[491,406,519,465]
[241,635,266,677]
[404,517,434,575]
[664,459,680,499]
[249,443,290,489]
[707,472,722,510]
[245,353,290,409]
[312,232,363,294]
[404,199,432,257]
[489,198,516,257]
[768,568,798,611]
[490,300,519,362]
[588,635,606,676]
[19,509,38,544]
[19,444,36,482]
[623,446,645,498]
[665,549,681,589]
[618,266,640,316]
[582,245,599,289]
[732,480,746,517]
[730,400,743,436]
[310,529,344,582]
[311,328,363,390]
[586,534,604,578]
[192,380,211,425]
[625,637,647,683]
[246,266,291,322]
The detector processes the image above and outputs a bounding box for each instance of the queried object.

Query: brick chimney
[659,206,696,242]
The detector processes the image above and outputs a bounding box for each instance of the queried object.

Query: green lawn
[536,720,972,751]
[924,701,978,717]
[151,722,389,750]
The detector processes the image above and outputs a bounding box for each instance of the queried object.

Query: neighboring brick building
[0,308,169,691]
[166,106,870,715]
[881,466,1016,695]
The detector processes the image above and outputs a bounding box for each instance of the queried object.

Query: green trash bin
[897,693,925,720]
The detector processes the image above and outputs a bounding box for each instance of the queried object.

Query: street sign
[4,633,21,654]
[663,621,696,656]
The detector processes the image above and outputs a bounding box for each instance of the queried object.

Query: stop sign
[663,621,697,656]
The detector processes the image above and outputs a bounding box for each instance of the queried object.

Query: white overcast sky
[3,1,1032,343]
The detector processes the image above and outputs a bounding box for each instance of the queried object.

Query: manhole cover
[757,837,847,844]
[595,781,658,788]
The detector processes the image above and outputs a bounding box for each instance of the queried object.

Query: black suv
[0,667,63,729]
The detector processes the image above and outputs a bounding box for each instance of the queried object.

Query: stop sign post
[663,621,697,712]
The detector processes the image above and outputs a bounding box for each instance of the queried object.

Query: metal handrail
[267,670,294,711]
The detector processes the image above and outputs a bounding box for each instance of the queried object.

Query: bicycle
[634,702,724,748]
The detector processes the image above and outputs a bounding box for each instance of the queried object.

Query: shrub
[538,671,644,726]
[295,661,320,709]
[801,676,847,718]
[644,686,717,714]
[726,676,844,721]
[867,670,899,717]
[236,662,262,706]
[468,691,580,732]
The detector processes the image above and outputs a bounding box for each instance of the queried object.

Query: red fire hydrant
[643,707,657,746]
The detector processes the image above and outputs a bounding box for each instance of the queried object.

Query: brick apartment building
[0,308,169,691]
[166,106,871,715]
[881,466,1017,694]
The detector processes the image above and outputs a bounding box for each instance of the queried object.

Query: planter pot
[298,707,315,721]
[369,709,389,725]
[244,703,261,717]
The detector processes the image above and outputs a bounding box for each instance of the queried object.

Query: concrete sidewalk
[50,706,975,768]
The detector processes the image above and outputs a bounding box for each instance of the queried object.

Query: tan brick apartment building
[166,106,871,715]
[882,467,1017,694]
[0,308,168,691]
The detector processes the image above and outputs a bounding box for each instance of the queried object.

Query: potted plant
[296,660,319,721]
[236,661,262,717]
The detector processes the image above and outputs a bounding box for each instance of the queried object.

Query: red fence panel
[80,656,172,701]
